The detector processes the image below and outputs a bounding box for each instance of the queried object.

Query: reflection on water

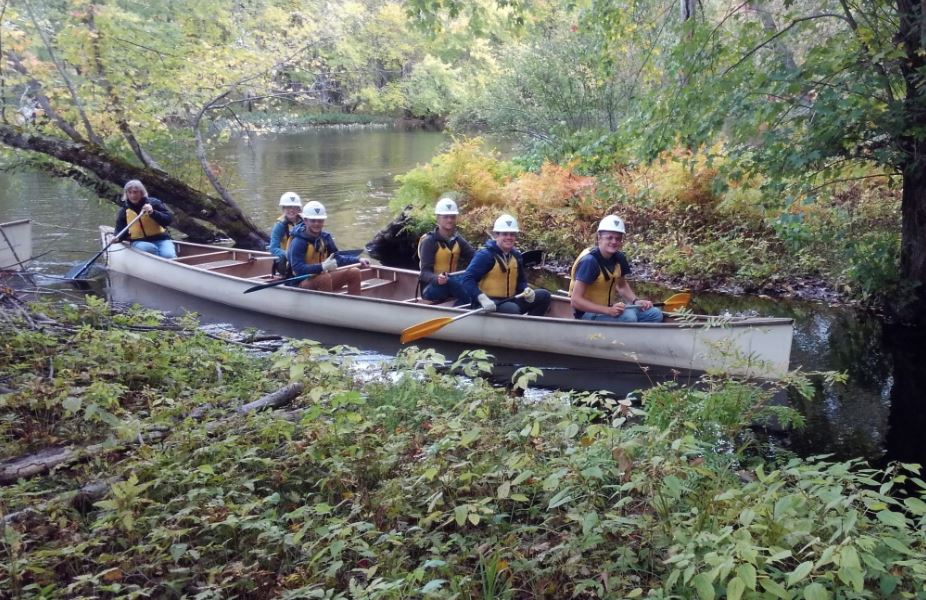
[0,127,447,272]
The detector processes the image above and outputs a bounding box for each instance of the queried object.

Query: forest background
[0,0,923,319]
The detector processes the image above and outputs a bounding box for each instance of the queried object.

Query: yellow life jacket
[126,207,167,240]
[277,217,296,253]
[302,237,330,265]
[568,247,621,307]
[417,232,462,274]
[480,252,519,298]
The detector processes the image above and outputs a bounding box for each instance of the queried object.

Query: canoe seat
[360,278,397,292]
[402,297,435,304]
[175,251,232,264]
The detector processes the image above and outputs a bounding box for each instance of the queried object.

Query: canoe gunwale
[100,230,795,376]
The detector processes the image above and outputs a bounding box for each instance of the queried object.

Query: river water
[1,127,923,470]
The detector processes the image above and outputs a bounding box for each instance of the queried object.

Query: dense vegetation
[391,140,900,304]
[2,299,924,598]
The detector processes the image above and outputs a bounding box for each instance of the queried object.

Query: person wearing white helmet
[416,194,475,304]
[287,199,370,294]
[461,213,551,315]
[268,191,303,276]
[568,215,662,323]
[114,179,177,258]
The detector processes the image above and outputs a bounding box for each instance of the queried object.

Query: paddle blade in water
[400,317,454,344]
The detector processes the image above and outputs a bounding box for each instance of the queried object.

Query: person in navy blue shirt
[569,215,662,322]
[460,213,551,315]
[287,200,369,295]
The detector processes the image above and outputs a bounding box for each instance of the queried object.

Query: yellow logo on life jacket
[568,247,620,307]
[126,207,166,240]
[417,232,461,273]
[480,252,518,298]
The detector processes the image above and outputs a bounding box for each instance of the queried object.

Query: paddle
[66,212,145,280]
[242,249,364,294]
[400,290,530,344]
[623,292,691,312]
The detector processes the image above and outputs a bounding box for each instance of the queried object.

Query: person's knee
[496,301,520,314]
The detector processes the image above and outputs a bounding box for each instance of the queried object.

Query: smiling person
[287,200,370,294]
[461,213,551,316]
[268,191,303,277]
[417,194,474,305]
[569,215,662,323]
[114,179,177,258]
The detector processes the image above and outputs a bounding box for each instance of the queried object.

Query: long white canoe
[101,229,794,378]
[0,219,32,271]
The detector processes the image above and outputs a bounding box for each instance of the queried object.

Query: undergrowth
[1,301,923,598]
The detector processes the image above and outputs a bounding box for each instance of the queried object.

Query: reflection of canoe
[0,219,32,271]
[100,228,794,378]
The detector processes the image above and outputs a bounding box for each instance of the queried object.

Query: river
[1,127,923,471]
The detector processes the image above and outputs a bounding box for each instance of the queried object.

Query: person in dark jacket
[417,194,474,305]
[114,179,176,258]
[287,200,369,294]
[268,191,303,276]
[461,213,551,316]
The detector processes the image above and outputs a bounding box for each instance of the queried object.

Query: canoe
[100,228,794,378]
[0,219,32,271]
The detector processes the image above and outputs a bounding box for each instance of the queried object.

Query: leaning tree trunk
[0,124,268,249]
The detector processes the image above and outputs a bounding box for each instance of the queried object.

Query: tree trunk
[896,0,926,325]
[0,124,268,249]
[899,168,926,324]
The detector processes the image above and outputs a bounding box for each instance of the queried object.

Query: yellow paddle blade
[663,292,692,312]
[400,316,455,344]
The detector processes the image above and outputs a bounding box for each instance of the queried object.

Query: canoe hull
[102,232,794,378]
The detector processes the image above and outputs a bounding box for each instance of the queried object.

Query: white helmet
[597,215,626,233]
[434,196,459,215]
[279,192,302,208]
[302,200,327,219]
[493,214,519,233]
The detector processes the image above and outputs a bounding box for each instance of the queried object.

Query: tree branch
[722,13,849,76]
[23,0,103,145]
[85,2,161,170]
[837,0,896,104]
[5,51,88,143]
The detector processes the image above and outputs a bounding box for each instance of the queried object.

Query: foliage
[2,301,924,598]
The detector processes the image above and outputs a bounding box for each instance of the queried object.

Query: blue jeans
[496,289,551,316]
[581,306,663,323]
[422,274,469,306]
[131,239,177,259]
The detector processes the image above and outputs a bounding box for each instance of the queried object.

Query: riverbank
[374,140,900,315]
[2,295,923,598]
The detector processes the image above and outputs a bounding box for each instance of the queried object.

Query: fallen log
[236,382,304,414]
[0,429,169,485]
[0,383,305,484]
